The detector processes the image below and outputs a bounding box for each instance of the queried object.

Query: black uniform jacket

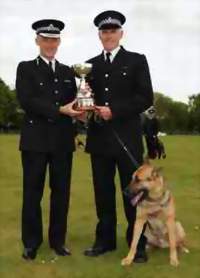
[85,47,153,156]
[16,56,77,153]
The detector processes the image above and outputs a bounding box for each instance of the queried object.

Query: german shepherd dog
[122,160,188,267]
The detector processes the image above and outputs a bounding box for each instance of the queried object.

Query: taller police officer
[84,11,154,263]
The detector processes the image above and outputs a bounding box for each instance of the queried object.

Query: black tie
[49,61,54,72]
[105,52,111,64]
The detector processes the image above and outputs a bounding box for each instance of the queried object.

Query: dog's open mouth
[130,189,148,206]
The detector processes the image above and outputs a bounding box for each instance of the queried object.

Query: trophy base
[76,97,95,111]
[76,106,95,111]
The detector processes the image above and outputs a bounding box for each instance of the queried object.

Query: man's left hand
[145,136,166,159]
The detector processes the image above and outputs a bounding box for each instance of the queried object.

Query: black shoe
[22,248,37,260]
[133,250,148,263]
[52,246,71,256]
[84,246,116,257]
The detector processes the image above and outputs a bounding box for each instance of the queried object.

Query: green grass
[0,135,200,278]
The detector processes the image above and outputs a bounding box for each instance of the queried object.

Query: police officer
[16,19,83,260]
[84,11,153,262]
[142,106,166,159]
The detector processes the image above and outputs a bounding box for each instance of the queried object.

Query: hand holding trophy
[73,63,94,110]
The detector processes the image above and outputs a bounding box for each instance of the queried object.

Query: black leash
[89,114,140,169]
[111,127,140,169]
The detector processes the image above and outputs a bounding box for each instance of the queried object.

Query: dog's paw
[121,256,133,266]
[182,247,189,254]
[170,257,179,267]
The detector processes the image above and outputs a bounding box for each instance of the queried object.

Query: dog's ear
[156,167,163,174]
[143,157,151,165]
[152,167,163,178]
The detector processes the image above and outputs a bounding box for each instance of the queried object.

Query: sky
[0,0,199,103]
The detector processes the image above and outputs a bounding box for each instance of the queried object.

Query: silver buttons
[29,120,33,124]
[105,73,109,78]
[54,78,58,82]
[105,102,109,106]
[55,102,59,106]
[123,72,127,76]
[105,87,109,91]
[54,90,59,94]
[39,82,43,86]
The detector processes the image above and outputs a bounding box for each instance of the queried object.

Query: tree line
[0,77,200,134]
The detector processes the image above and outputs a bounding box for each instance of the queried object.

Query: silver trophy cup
[73,63,94,110]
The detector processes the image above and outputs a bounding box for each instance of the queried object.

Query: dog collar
[140,190,171,208]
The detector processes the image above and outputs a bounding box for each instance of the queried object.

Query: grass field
[0,134,200,278]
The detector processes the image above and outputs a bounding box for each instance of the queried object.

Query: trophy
[73,63,94,110]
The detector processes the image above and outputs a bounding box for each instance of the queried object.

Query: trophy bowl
[73,63,92,76]
[73,63,95,111]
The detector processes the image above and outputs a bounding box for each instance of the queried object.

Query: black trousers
[21,151,73,249]
[90,151,146,251]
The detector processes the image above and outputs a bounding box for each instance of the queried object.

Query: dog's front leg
[166,218,179,267]
[121,217,146,266]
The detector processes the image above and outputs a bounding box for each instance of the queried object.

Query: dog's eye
[146,177,152,181]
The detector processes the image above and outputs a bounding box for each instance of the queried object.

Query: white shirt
[40,55,56,72]
[103,46,121,63]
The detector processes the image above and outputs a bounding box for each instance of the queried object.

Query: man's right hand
[95,105,112,121]
[59,100,85,117]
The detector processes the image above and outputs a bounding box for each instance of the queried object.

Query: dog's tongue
[131,191,144,206]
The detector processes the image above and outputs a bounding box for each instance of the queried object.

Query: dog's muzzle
[123,187,149,206]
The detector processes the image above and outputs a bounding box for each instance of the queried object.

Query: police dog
[121,160,188,267]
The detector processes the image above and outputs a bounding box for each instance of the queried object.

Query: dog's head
[126,160,165,206]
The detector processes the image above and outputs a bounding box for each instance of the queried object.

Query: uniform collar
[39,55,56,71]
[103,45,121,62]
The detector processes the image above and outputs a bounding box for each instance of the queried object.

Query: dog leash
[90,114,140,169]
[111,127,140,169]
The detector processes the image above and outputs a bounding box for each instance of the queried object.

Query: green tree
[188,93,200,133]
[0,78,22,130]
[153,92,189,134]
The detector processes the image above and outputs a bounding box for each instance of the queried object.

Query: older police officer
[16,19,83,260]
[84,11,154,262]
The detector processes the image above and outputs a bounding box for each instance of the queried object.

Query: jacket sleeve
[110,55,153,119]
[16,62,60,121]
